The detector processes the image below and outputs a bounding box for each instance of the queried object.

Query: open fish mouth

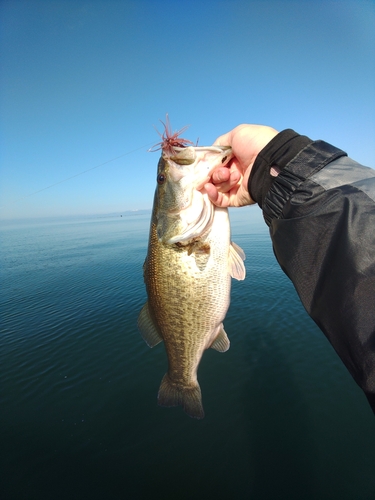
[167,145,233,183]
[159,145,234,245]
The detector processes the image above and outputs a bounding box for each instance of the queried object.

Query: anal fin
[210,324,230,352]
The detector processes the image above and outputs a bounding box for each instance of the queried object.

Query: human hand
[203,124,278,207]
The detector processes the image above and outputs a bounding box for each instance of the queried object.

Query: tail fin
[157,374,205,419]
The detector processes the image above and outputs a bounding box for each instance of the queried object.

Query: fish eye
[157,173,166,185]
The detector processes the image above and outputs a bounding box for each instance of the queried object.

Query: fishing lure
[149,114,195,157]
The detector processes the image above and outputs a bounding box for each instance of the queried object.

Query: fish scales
[138,139,246,419]
[147,206,231,381]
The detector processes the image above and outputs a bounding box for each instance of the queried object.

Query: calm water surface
[1,208,374,500]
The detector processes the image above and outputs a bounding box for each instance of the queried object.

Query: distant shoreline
[0,209,152,225]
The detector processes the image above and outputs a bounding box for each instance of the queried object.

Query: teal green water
[1,208,374,500]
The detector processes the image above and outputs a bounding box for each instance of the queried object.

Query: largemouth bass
[138,139,246,419]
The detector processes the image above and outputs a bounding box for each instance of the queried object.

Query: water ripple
[1,214,375,500]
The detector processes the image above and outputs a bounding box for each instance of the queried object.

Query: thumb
[213,132,231,147]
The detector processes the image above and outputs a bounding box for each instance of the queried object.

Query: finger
[195,167,228,191]
[204,183,230,208]
[211,167,231,184]
[210,166,241,186]
[213,131,231,147]
[229,169,241,186]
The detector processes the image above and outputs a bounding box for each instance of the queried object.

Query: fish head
[154,146,233,245]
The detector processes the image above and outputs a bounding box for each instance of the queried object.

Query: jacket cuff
[262,140,347,226]
[248,129,313,208]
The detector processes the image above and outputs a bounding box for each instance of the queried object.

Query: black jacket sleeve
[249,130,375,413]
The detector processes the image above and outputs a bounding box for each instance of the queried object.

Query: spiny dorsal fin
[210,325,230,352]
[137,302,163,348]
[229,241,246,280]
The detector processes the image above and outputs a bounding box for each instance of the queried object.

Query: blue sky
[1,0,374,219]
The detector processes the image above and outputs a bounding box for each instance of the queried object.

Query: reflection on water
[1,207,374,500]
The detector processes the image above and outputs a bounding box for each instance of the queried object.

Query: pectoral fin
[210,324,230,352]
[229,241,246,280]
[137,302,163,348]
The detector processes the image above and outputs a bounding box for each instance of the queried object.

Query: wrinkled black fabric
[249,129,313,208]
[262,140,347,226]
[251,134,375,414]
[270,182,375,413]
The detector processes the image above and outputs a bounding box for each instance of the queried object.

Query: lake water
[1,208,374,500]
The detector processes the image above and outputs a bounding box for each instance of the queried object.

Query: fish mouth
[160,145,233,245]
[169,145,233,171]
[165,145,234,193]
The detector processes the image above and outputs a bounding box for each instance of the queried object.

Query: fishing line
[1,142,154,208]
